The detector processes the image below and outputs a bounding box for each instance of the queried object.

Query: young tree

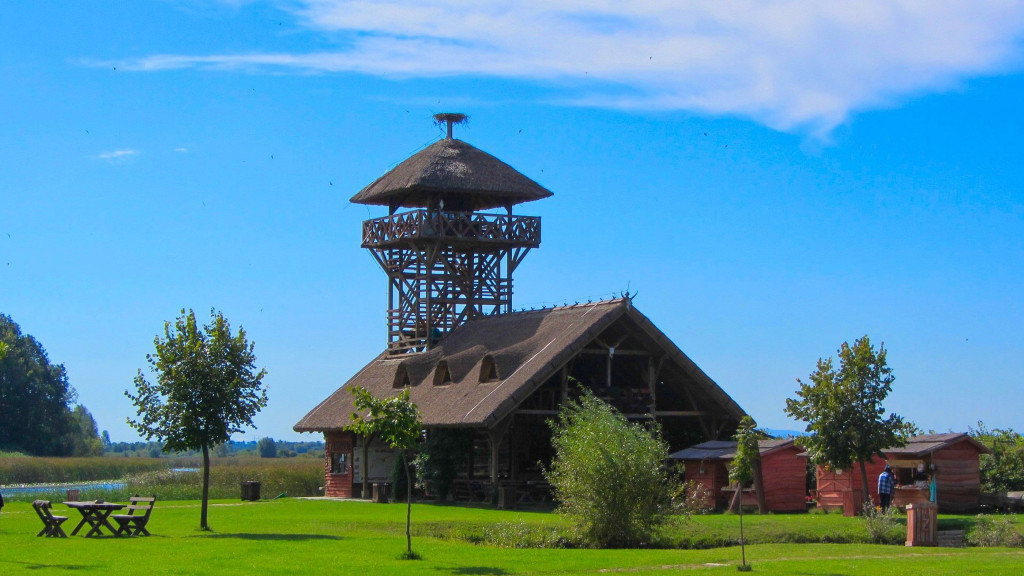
[126,309,268,530]
[346,386,422,558]
[730,416,759,571]
[545,389,678,548]
[785,335,913,505]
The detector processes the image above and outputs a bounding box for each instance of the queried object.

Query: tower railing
[362,210,541,248]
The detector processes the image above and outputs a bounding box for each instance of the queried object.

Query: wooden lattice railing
[362,210,541,248]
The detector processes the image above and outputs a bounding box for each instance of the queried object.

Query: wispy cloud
[174,147,189,153]
[110,1,1024,136]
[94,149,140,162]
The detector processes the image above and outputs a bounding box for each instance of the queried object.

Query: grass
[1,499,1023,575]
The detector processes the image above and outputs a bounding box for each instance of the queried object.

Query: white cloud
[94,149,140,162]
[114,1,1024,136]
[174,147,189,153]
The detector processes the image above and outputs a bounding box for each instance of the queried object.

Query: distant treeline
[103,438,324,459]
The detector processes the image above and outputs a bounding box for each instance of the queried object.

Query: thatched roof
[294,298,745,433]
[349,138,553,212]
[885,433,991,457]
[670,439,796,461]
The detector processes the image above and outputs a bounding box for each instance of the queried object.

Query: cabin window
[393,364,411,388]
[479,355,499,383]
[330,452,348,475]
[434,361,453,386]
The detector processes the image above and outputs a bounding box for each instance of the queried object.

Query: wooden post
[487,417,512,505]
[361,434,373,499]
[560,365,570,403]
[752,458,768,514]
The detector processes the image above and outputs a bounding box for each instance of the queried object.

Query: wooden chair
[32,500,68,537]
[111,495,156,536]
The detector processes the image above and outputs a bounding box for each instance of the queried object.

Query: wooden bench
[111,496,156,537]
[32,500,68,537]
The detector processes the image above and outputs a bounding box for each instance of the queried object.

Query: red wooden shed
[885,433,990,513]
[814,433,990,513]
[671,438,807,512]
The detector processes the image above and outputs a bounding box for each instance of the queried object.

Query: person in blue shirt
[878,465,895,511]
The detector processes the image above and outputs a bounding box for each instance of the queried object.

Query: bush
[968,514,1024,547]
[483,520,571,549]
[675,479,712,519]
[544,389,678,548]
[862,502,903,544]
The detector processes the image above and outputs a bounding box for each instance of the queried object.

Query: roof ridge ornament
[433,112,468,140]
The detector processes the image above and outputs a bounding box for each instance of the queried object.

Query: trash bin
[497,485,517,510]
[66,489,81,502]
[372,482,390,503]
[906,502,938,546]
[841,490,863,517]
[241,481,261,501]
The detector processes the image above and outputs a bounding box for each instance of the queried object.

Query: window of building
[393,364,411,388]
[330,452,348,475]
[434,361,452,386]
[479,355,499,382]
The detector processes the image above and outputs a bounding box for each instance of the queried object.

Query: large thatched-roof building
[295,115,746,500]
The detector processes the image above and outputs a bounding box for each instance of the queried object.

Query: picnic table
[63,501,125,537]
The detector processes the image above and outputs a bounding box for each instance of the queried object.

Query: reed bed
[0,456,180,484]
[0,456,323,502]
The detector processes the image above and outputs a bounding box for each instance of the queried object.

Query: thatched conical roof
[350,138,553,212]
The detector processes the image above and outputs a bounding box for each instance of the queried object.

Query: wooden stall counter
[893,485,930,509]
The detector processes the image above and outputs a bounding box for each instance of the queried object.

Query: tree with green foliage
[346,386,422,558]
[66,405,104,457]
[0,313,101,456]
[970,422,1024,493]
[0,341,8,359]
[545,388,678,548]
[730,416,759,571]
[126,309,268,530]
[785,335,914,506]
[257,436,278,458]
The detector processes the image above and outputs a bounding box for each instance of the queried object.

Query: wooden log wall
[932,440,982,513]
[760,446,807,512]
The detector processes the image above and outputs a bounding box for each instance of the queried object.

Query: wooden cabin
[671,439,807,512]
[885,433,990,513]
[298,298,747,499]
[814,433,990,513]
[293,118,747,500]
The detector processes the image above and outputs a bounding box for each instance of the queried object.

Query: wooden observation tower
[351,114,552,354]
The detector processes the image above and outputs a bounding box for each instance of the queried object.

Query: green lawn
[1,499,1021,575]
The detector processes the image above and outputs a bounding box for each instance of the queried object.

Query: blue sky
[2,1,1022,442]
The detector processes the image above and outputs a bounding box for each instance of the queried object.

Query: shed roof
[884,433,991,457]
[294,298,745,432]
[669,438,796,461]
[349,138,553,211]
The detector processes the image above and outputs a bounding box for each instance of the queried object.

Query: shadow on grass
[3,560,93,570]
[444,568,510,575]
[198,533,343,541]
